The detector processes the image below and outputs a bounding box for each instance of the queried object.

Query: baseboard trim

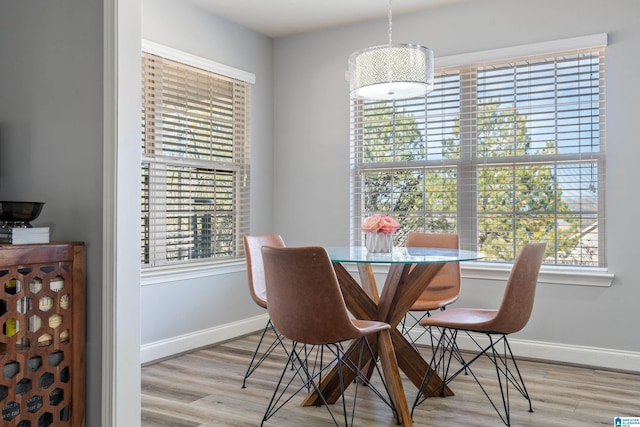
[140,314,269,364]
[407,328,640,373]
[141,317,640,373]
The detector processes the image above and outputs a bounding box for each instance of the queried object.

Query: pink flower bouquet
[361,214,400,234]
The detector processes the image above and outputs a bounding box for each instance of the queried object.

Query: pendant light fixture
[348,0,434,100]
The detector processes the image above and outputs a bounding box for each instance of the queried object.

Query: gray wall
[140,0,275,346]
[142,0,640,361]
[272,0,640,353]
[0,1,104,425]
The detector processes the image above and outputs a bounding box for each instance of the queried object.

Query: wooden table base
[301,262,454,426]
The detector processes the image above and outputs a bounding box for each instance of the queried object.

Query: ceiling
[185,0,466,38]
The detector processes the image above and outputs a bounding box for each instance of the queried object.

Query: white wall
[140,0,276,358]
[0,1,105,425]
[272,0,640,363]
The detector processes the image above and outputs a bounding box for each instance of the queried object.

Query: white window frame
[141,40,254,273]
[350,34,613,287]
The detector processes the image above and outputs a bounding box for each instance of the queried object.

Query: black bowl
[0,201,45,223]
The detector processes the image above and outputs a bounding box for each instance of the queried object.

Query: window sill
[461,262,613,287]
[141,260,246,287]
[352,262,614,287]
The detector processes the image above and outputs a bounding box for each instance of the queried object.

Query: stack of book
[0,227,50,244]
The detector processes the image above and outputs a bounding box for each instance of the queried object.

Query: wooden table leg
[390,327,453,397]
[378,329,412,426]
[357,264,380,303]
[333,263,378,321]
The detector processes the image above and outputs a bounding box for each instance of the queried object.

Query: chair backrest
[406,232,461,304]
[243,234,285,309]
[493,242,547,334]
[261,246,362,345]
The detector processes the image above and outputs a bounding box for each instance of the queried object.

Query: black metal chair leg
[243,319,288,388]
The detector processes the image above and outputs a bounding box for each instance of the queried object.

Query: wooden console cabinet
[0,242,85,427]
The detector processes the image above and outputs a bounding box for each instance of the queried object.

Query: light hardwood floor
[141,331,640,426]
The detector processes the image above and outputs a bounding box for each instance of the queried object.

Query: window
[141,44,252,268]
[351,36,606,267]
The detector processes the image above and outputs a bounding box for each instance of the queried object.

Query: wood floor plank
[142,331,640,426]
[141,408,200,427]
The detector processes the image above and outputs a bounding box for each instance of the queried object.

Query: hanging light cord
[388,0,393,46]
[386,0,395,93]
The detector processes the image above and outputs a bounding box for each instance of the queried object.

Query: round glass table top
[325,246,484,264]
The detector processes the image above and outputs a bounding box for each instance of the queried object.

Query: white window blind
[351,41,606,267]
[141,51,251,268]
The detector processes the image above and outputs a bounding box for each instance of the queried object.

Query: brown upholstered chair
[242,234,287,388]
[402,232,461,345]
[412,242,547,426]
[260,245,399,427]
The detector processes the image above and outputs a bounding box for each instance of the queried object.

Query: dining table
[300,245,484,427]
